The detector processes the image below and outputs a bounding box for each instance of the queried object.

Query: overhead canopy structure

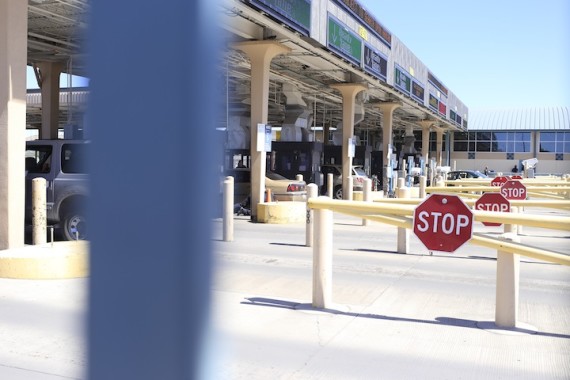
[27,0,88,77]
[219,0,468,139]
[23,0,469,137]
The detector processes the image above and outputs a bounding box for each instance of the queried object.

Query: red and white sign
[500,180,527,200]
[491,176,509,187]
[475,193,510,226]
[413,194,474,252]
[511,175,523,180]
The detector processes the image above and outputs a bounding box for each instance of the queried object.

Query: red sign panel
[475,193,510,226]
[491,176,509,187]
[413,194,474,252]
[500,180,527,200]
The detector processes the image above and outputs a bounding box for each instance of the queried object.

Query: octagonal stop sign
[491,176,509,187]
[413,194,474,252]
[500,180,527,200]
[475,192,510,226]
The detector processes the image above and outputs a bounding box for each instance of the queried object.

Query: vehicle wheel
[333,185,343,200]
[62,212,87,241]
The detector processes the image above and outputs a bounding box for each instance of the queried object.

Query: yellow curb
[0,241,89,279]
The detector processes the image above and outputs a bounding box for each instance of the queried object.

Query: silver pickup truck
[25,140,89,241]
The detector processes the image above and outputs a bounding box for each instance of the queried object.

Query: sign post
[413,194,474,252]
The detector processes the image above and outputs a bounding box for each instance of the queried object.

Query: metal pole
[306,183,318,247]
[346,176,353,201]
[419,175,427,198]
[363,178,372,226]
[223,176,234,242]
[312,202,333,309]
[495,223,520,328]
[327,173,333,198]
[32,177,47,245]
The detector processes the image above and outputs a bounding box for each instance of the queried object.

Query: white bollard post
[223,176,234,242]
[296,174,303,182]
[306,184,318,247]
[396,178,410,254]
[312,203,333,309]
[495,224,520,328]
[419,175,427,198]
[346,176,353,200]
[327,173,333,198]
[32,177,47,245]
[363,178,372,226]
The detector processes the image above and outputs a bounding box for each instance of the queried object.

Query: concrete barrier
[257,201,306,224]
[0,241,89,279]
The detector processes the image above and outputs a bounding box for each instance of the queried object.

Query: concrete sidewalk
[209,213,570,379]
[0,210,569,379]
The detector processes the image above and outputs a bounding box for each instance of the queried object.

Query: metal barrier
[307,195,570,328]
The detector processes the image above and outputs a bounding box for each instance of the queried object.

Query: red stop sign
[475,193,510,226]
[511,175,523,180]
[500,180,527,200]
[413,194,474,252]
[491,176,508,187]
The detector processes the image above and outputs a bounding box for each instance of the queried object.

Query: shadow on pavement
[241,297,570,339]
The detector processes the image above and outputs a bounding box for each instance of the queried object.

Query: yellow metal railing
[307,197,570,266]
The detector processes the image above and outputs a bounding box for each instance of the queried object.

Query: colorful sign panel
[429,93,438,111]
[363,44,387,81]
[249,0,311,36]
[394,65,411,94]
[438,101,447,116]
[333,0,392,48]
[411,80,425,104]
[328,15,362,65]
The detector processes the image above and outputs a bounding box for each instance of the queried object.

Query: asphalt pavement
[0,207,569,379]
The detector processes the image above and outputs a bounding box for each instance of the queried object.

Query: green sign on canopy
[328,15,362,65]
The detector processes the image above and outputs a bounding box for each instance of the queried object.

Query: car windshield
[266,171,289,181]
[353,167,367,176]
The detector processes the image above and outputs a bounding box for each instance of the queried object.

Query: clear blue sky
[26,66,89,89]
[360,0,570,109]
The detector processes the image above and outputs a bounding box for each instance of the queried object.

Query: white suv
[320,164,368,199]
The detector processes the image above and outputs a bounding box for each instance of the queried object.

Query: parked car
[227,168,307,203]
[320,164,368,199]
[446,170,488,180]
[25,140,89,241]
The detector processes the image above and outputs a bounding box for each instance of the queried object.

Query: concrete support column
[234,41,291,222]
[375,102,402,194]
[416,120,433,166]
[0,0,27,250]
[330,83,367,200]
[436,128,444,167]
[36,61,64,139]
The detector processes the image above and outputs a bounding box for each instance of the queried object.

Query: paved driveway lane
[211,211,570,380]
[0,279,87,380]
